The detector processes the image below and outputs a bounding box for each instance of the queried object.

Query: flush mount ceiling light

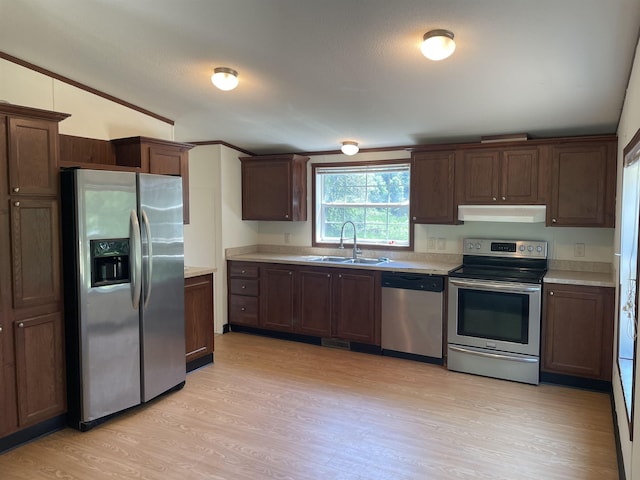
[341,141,359,155]
[420,29,456,61]
[211,67,239,91]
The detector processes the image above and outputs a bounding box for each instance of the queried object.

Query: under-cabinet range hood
[457,205,546,223]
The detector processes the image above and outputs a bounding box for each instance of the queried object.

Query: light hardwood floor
[0,332,619,479]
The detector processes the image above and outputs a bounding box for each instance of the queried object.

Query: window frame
[617,126,640,441]
[311,159,413,251]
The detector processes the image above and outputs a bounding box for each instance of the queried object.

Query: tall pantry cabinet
[0,104,69,444]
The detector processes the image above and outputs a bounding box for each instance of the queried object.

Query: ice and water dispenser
[90,239,130,287]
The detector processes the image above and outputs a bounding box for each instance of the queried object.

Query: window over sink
[312,161,411,250]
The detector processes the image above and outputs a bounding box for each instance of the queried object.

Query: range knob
[536,245,543,253]
[475,242,482,250]
[519,245,526,252]
[527,245,534,252]
[467,242,475,250]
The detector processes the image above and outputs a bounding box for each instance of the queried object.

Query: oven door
[447,277,541,356]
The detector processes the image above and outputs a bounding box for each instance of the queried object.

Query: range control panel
[463,238,548,259]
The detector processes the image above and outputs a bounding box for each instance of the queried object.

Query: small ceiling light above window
[341,141,359,155]
[420,29,456,61]
[211,67,239,91]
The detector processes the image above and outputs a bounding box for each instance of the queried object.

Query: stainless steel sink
[342,257,390,265]
[308,256,389,265]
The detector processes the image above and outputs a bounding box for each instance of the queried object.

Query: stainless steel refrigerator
[61,169,186,431]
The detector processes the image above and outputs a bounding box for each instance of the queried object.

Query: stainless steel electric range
[447,238,548,385]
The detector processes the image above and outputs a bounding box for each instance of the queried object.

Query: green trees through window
[315,163,410,247]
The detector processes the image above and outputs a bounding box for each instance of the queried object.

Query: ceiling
[2,0,640,155]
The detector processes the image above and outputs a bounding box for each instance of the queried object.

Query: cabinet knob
[18,322,24,328]
[412,216,417,221]
[327,274,330,278]
[549,291,554,296]
[241,284,246,289]
[552,218,557,223]
[14,201,20,207]
[13,187,19,193]
[284,214,289,219]
[288,271,292,276]
[492,197,497,201]
[241,270,246,274]
[241,307,246,311]
[501,196,506,201]
[0,326,2,333]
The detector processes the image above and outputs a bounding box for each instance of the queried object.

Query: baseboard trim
[0,415,66,454]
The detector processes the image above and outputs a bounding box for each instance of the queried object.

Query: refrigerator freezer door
[74,169,141,422]
[138,173,186,402]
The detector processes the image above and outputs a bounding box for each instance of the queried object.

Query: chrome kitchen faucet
[338,221,362,259]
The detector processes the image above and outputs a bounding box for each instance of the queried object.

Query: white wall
[614,35,640,480]
[0,59,172,139]
[257,150,615,264]
[186,144,259,333]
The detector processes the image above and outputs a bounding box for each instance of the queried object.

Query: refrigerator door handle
[141,209,153,309]
[130,209,142,310]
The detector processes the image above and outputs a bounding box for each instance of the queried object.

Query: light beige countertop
[184,266,216,279]
[225,252,460,276]
[544,269,615,288]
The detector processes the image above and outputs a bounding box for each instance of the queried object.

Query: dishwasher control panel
[381,272,444,292]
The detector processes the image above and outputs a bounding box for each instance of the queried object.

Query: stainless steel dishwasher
[381,271,445,363]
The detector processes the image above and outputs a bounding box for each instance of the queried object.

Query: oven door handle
[448,278,541,293]
[449,345,539,363]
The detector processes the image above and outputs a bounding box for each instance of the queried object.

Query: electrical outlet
[427,237,436,250]
[437,238,446,250]
[574,243,585,257]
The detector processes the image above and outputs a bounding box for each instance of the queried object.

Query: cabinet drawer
[229,278,259,296]
[229,295,259,325]
[229,264,259,278]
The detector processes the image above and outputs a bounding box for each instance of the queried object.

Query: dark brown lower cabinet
[542,283,614,381]
[227,261,380,346]
[298,268,332,337]
[333,269,380,345]
[14,312,66,428]
[184,274,214,368]
[261,266,296,332]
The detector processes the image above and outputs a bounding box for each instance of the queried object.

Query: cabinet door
[148,146,190,224]
[548,142,615,227]
[459,150,500,203]
[7,117,59,196]
[410,151,456,224]
[542,284,614,380]
[184,275,214,363]
[261,266,296,332]
[14,312,66,427]
[333,270,380,345]
[298,268,332,337]
[242,160,292,220]
[501,148,539,203]
[10,198,60,309]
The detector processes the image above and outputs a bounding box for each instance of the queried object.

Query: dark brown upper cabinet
[547,138,616,227]
[240,154,310,221]
[112,137,194,224]
[410,150,457,224]
[457,147,541,205]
